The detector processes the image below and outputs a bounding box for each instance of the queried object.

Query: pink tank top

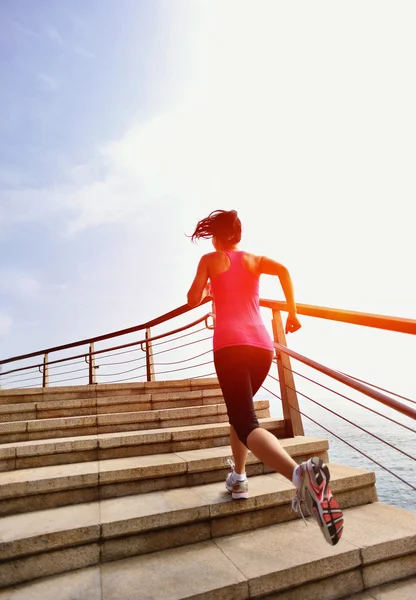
[210,250,274,352]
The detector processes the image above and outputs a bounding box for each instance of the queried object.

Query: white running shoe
[292,457,344,546]
[225,458,249,500]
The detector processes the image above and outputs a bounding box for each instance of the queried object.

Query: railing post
[145,328,155,382]
[88,343,97,385]
[42,353,49,388]
[271,310,304,437]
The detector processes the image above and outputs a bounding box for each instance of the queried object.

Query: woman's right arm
[258,256,302,334]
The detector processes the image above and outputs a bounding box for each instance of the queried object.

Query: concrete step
[0,378,220,405]
[0,464,377,588]
[0,436,329,515]
[0,400,270,444]
[0,417,286,471]
[0,502,414,596]
[0,388,225,422]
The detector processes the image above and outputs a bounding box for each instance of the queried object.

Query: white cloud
[38,73,59,92]
[15,22,37,38]
[74,47,95,60]
[0,271,41,297]
[1,0,415,284]
[0,314,13,339]
[0,168,25,188]
[46,27,63,45]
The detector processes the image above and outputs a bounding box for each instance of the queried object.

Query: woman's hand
[285,313,301,334]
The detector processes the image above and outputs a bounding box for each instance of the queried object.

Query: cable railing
[259,301,416,509]
[1,297,415,508]
[0,300,214,388]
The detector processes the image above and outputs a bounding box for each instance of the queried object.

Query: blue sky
[1,1,415,399]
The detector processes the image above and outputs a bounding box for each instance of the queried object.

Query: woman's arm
[259,256,302,334]
[187,255,210,308]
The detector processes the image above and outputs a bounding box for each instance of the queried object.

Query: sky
[0,1,415,401]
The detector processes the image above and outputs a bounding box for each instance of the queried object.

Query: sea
[265,394,415,514]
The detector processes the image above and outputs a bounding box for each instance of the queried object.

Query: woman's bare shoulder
[242,251,263,276]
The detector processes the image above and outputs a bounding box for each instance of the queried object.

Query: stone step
[0,436,329,515]
[0,378,220,405]
[0,464,377,588]
[0,417,286,471]
[0,388,225,422]
[0,400,270,444]
[1,574,415,600]
[0,502,414,596]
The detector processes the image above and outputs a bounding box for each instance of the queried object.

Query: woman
[187,209,343,546]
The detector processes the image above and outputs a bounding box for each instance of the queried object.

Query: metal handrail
[3,299,415,368]
[0,298,212,366]
[0,313,212,378]
[273,342,416,420]
[261,300,416,335]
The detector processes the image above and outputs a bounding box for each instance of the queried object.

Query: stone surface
[0,567,101,600]
[0,503,100,560]
[101,540,248,600]
[0,422,27,435]
[98,429,171,448]
[0,375,413,600]
[36,398,96,412]
[214,517,361,597]
[263,569,364,600]
[0,488,99,517]
[350,577,416,600]
[15,437,98,457]
[341,502,416,564]
[0,461,99,499]
[100,487,209,537]
[28,415,97,432]
[98,453,187,484]
[0,544,100,588]
[101,521,211,563]
[97,394,151,407]
[0,447,15,461]
[0,442,355,513]
[362,554,416,589]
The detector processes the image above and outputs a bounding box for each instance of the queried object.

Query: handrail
[0,298,212,366]
[261,300,416,335]
[2,299,414,367]
[273,342,416,420]
[0,313,212,378]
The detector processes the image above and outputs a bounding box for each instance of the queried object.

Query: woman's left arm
[187,255,210,307]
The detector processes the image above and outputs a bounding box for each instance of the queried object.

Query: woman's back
[209,250,273,352]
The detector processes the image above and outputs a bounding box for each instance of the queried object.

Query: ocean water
[266,395,415,514]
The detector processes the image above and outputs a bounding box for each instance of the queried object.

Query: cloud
[0,168,25,189]
[0,314,13,339]
[46,27,63,44]
[74,47,95,60]
[14,22,38,38]
[37,73,59,92]
[0,271,41,298]
[1,0,415,249]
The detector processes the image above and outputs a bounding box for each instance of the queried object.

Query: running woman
[187,209,343,546]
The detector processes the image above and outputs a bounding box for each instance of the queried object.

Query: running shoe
[225,458,249,499]
[292,457,344,545]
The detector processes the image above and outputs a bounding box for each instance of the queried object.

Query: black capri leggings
[214,345,274,447]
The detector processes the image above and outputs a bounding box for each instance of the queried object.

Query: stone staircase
[0,379,414,599]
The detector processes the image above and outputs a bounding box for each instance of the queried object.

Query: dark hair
[189,210,242,244]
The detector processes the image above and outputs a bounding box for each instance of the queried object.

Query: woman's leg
[246,428,297,481]
[229,424,248,474]
[214,346,257,478]
[246,347,298,481]
[215,346,297,483]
